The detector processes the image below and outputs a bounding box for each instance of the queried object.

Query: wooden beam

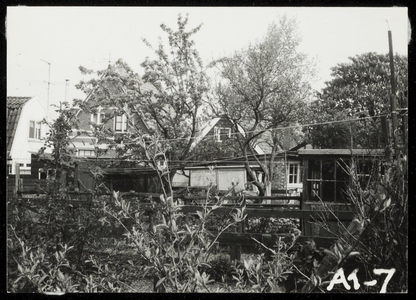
[178,206,354,221]
[15,162,20,196]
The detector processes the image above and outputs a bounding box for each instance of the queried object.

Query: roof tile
[7,97,32,156]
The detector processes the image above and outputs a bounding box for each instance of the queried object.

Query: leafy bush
[247,217,300,234]
[201,254,234,283]
[302,157,408,293]
[231,236,296,292]
[8,226,79,293]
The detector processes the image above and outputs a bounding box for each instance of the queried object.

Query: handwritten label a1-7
[327,268,396,293]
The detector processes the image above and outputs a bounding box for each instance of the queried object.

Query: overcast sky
[7,6,409,114]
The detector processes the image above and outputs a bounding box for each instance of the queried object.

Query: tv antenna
[40,59,51,122]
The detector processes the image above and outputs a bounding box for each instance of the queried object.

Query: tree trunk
[265,181,272,197]
[253,181,265,197]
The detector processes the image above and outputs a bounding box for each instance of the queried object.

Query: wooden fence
[10,191,355,261]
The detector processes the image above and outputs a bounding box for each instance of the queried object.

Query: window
[288,163,302,184]
[114,114,127,132]
[78,149,95,157]
[356,159,384,189]
[39,168,47,179]
[90,108,103,127]
[306,159,350,202]
[215,127,231,142]
[29,121,42,139]
[7,164,12,175]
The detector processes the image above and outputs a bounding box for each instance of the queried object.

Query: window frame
[90,107,104,128]
[287,162,302,185]
[39,168,47,180]
[29,120,42,139]
[78,149,96,157]
[215,127,231,142]
[114,114,128,132]
[306,159,350,203]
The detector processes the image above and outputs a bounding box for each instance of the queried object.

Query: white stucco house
[6,96,51,175]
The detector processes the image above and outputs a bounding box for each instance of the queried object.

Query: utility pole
[388,30,399,159]
[400,92,408,156]
[41,59,51,123]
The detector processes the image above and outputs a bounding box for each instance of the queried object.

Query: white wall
[9,96,49,174]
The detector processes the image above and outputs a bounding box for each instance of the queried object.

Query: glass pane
[115,116,122,131]
[336,160,350,181]
[309,181,320,201]
[322,182,335,202]
[29,121,35,138]
[308,159,320,180]
[219,128,229,141]
[322,160,335,180]
[336,181,349,203]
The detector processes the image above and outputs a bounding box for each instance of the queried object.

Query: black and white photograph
[6,6,408,293]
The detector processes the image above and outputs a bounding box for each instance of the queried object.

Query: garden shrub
[201,253,234,283]
[302,157,408,293]
[230,236,297,292]
[246,217,300,234]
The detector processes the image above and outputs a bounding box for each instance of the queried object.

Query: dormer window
[78,149,95,157]
[114,114,127,132]
[29,121,42,139]
[90,107,103,127]
[215,127,231,142]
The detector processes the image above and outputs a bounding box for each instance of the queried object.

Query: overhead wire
[81,112,390,146]
[10,112,391,167]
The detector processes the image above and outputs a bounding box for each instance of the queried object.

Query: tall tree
[75,15,210,187]
[210,16,313,196]
[305,52,408,149]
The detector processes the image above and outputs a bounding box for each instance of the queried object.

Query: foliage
[74,14,210,180]
[39,102,78,192]
[209,16,314,195]
[201,253,234,283]
[247,217,300,234]
[7,104,121,293]
[305,52,408,149]
[345,157,407,292]
[99,134,247,292]
[302,156,408,293]
[231,237,296,292]
[8,226,79,293]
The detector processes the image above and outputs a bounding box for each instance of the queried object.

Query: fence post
[262,234,273,261]
[15,162,20,198]
[299,192,303,233]
[230,207,243,262]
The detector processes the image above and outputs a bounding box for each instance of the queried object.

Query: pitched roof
[189,116,266,154]
[7,97,32,156]
[75,63,157,116]
[297,149,385,157]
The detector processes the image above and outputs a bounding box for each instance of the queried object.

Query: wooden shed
[298,149,385,237]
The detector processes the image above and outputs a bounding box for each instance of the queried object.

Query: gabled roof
[7,97,32,155]
[75,62,158,119]
[189,116,266,155]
